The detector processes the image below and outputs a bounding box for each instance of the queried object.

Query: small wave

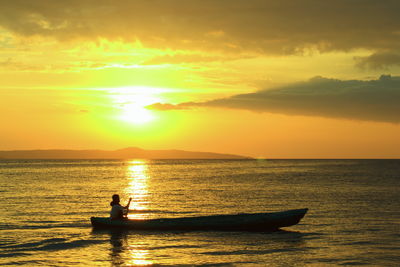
[193,262,255,267]
[200,247,305,256]
[1,260,48,266]
[3,225,53,230]
[290,231,324,239]
[0,223,13,230]
[1,238,67,249]
[3,238,106,254]
[32,239,106,251]
[2,222,90,230]
[23,220,59,224]
[47,222,90,228]
[0,252,30,258]
[0,223,60,230]
[62,211,100,215]
[149,245,202,250]
[340,261,369,265]
[344,241,373,246]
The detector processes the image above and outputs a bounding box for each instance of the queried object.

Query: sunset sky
[1,0,399,158]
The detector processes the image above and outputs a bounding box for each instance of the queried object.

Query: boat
[90,208,308,231]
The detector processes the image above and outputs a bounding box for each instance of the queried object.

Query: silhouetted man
[110,194,131,220]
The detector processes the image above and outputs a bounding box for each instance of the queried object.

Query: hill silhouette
[0,147,250,159]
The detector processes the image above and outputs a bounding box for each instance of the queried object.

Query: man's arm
[125,198,132,209]
[123,198,132,216]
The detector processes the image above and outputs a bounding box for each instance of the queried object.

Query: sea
[0,159,399,266]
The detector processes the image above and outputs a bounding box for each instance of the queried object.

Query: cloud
[150,75,400,123]
[142,53,229,65]
[355,51,400,69]
[1,0,399,55]
[0,58,42,71]
[147,102,192,111]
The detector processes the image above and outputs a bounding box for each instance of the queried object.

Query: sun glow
[110,86,165,125]
[120,103,155,124]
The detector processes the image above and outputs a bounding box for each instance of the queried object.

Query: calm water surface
[0,159,399,266]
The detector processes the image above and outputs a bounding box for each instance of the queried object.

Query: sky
[1,0,400,158]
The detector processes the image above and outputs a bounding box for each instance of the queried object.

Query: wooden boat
[90,208,308,231]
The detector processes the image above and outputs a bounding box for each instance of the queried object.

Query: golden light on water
[110,232,153,266]
[124,160,153,265]
[127,246,153,266]
[125,160,150,219]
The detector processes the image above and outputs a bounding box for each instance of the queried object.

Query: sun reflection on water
[109,231,153,266]
[125,159,150,220]
[122,160,154,265]
[127,245,153,266]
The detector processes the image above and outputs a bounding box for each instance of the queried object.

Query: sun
[110,86,164,125]
[120,102,155,124]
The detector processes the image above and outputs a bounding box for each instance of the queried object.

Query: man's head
[112,194,120,203]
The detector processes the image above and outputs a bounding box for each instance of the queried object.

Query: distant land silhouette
[0,147,250,159]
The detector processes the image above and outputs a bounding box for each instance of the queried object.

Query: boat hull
[90,208,308,231]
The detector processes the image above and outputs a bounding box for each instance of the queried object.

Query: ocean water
[0,159,399,266]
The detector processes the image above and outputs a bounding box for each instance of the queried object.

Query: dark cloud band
[1,0,400,55]
[355,52,400,70]
[149,75,400,123]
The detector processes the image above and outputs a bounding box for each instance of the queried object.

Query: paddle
[124,197,132,217]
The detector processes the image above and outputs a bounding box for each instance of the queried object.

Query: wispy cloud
[0,58,42,71]
[148,75,400,123]
[142,53,231,65]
